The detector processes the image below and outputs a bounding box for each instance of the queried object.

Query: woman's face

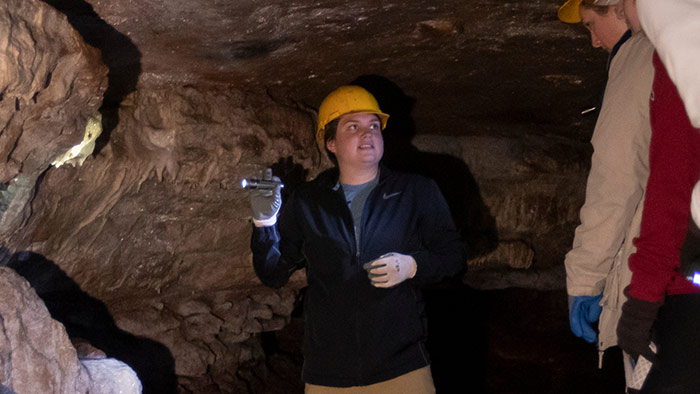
[579,6,628,52]
[326,112,384,172]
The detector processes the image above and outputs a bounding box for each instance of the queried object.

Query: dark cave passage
[259,287,626,394]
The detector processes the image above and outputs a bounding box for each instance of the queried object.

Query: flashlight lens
[693,272,700,286]
[241,179,248,188]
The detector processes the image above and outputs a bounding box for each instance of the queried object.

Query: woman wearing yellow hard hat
[558,0,628,52]
[247,85,466,393]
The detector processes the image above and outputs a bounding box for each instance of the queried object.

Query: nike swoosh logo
[382,191,401,200]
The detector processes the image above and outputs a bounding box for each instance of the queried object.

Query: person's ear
[613,4,625,20]
[326,139,336,154]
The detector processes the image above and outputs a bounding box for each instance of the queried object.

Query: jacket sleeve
[410,178,467,286]
[565,35,654,297]
[250,196,305,289]
[628,53,700,302]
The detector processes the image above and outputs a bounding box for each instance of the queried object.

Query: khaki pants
[305,366,435,394]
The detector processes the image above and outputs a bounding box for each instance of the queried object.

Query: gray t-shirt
[342,175,378,252]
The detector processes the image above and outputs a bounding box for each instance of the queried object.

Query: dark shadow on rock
[351,75,498,261]
[351,75,497,393]
[0,384,17,394]
[41,0,142,155]
[1,249,176,394]
[270,156,309,201]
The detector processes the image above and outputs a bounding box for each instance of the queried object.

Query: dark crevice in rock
[42,0,142,155]
[4,250,177,394]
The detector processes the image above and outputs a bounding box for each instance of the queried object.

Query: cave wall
[5,85,320,301]
[410,131,589,269]
[8,84,317,391]
[0,0,594,392]
[0,0,107,228]
[0,267,91,393]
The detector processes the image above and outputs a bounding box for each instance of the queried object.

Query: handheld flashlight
[681,251,700,287]
[692,272,700,286]
[240,178,284,190]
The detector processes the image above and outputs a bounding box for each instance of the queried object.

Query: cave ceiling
[47,0,606,140]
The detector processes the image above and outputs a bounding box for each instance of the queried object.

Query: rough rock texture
[112,287,299,393]
[14,84,313,391]
[0,267,90,393]
[40,0,606,141]
[0,0,108,232]
[0,0,606,392]
[6,85,317,301]
[409,132,589,268]
[81,359,142,394]
[0,266,142,394]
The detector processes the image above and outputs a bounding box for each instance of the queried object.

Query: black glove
[617,288,662,363]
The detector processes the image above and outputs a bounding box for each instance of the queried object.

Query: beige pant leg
[305,366,435,394]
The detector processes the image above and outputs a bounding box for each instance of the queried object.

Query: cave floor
[260,286,625,394]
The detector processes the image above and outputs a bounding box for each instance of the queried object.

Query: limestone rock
[0,0,108,236]
[0,267,90,393]
[7,85,317,302]
[106,286,298,388]
[470,240,535,270]
[51,0,605,145]
[81,359,142,394]
[411,133,588,268]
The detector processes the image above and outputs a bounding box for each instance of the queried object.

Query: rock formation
[0,266,141,393]
[0,267,90,393]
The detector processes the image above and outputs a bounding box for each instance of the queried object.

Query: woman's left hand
[363,253,417,288]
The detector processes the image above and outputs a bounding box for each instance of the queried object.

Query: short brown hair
[323,118,339,166]
[581,0,614,15]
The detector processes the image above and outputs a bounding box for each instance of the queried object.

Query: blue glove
[569,294,603,343]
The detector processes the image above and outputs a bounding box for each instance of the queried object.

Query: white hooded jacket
[637,0,700,128]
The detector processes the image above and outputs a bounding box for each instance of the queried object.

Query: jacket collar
[319,164,390,191]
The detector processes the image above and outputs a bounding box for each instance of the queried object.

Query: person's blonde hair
[581,0,615,15]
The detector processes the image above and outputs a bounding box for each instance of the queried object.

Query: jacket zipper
[336,184,364,382]
[337,174,384,384]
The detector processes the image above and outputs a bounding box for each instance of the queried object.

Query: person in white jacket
[558,0,655,389]
[636,0,700,129]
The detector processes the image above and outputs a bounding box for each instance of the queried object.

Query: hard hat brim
[315,110,389,147]
[558,0,582,23]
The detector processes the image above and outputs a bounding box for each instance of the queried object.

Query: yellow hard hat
[316,85,389,146]
[558,0,583,23]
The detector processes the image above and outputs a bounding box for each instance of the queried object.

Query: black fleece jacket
[251,165,467,387]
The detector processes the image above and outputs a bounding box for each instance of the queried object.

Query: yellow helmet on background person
[558,0,619,24]
[316,85,390,146]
